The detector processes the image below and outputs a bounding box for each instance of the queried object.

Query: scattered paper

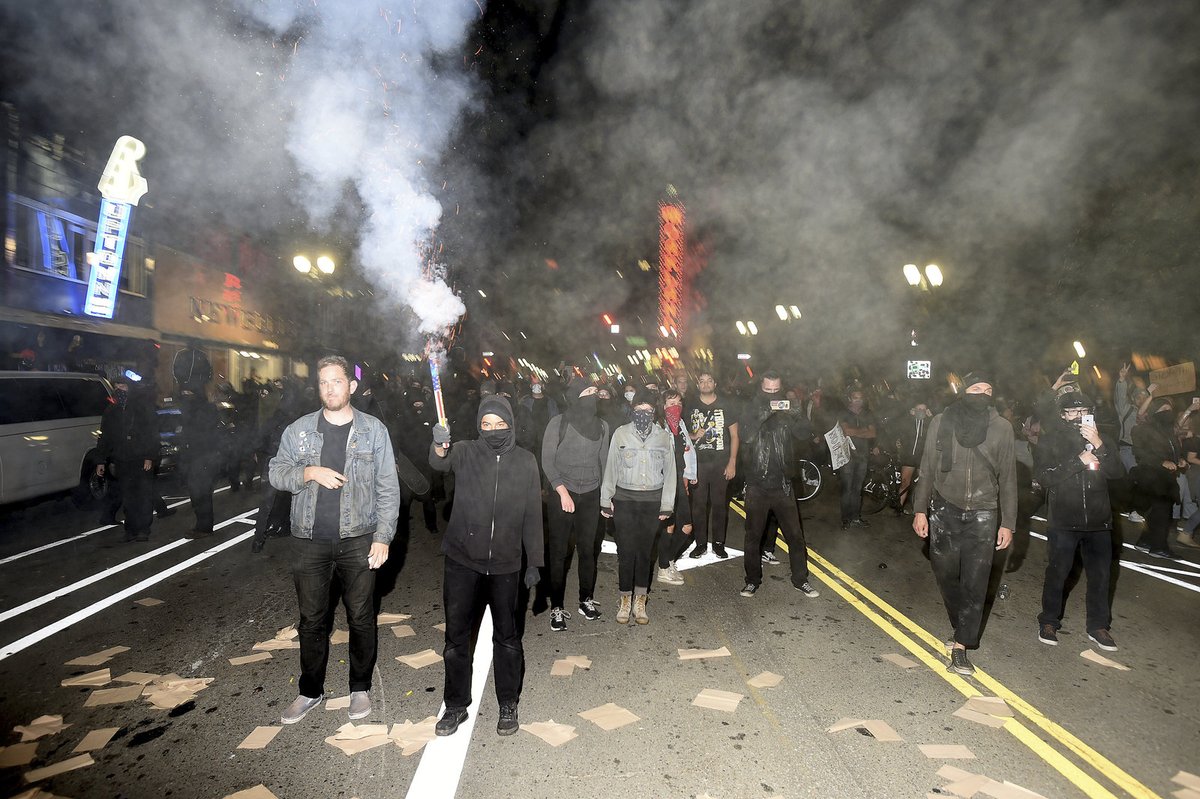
[229,652,273,666]
[22,753,94,783]
[578,703,639,731]
[826,718,902,741]
[0,743,39,768]
[396,649,443,669]
[953,706,1008,729]
[678,646,732,660]
[334,723,389,740]
[72,727,119,754]
[965,696,1013,718]
[142,676,214,710]
[237,726,281,750]
[112,671,159,685]
[881,653,920,669]
[748,671,783,689]
[14,716,70,742]
[981,781,1049,799]
[433,623,446,632]
[945,774,993,797]
[550,659,576,677]
[329,629,350,645]
[1174,772,1200,791]
[253,639,300,651]
[61,668,111,688]
[84,684,145,707]
[377,613,412,625]
[134,597,163,607]
[389,717,438,756]
[325,696,351,710]
[64,646,129,667]
[519,720,577,747]
[390,625,416,638]
[919,744,976,759]
[274,625,298,640]
[1080,650,1131,671]
[325,723,391,756]
[692,688,744,713]
[8,788,71,799]
[222,786,280,799]
[828,717,865,733]
[1172,789,1200,799]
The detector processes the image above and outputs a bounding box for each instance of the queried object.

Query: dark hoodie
[430,396,544,574]
[541,377,610,494]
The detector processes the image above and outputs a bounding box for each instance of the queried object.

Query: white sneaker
[1126,511,1145,523]
[668,562,684,582]
[657,566,684,585]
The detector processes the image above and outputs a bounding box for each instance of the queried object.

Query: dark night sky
[2,0,1198,383]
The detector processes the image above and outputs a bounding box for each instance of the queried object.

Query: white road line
[0,509,257,622]
[0,517,257,662]
[1027,530,1200,594]
[406,609,494,799]
[0,539,189,623]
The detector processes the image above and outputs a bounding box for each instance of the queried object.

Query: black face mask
[759,390,781,408]
[115,389,128,407]
[576,395,598,417]
[961,393,992,412]
[481,429,513,452]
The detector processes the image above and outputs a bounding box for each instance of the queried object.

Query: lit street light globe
[317,255,336,274]
[293,255,312,274]
[925,263,943,287]
[903,263,921,286]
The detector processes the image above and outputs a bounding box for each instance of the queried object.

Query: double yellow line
[728,501,1160,799]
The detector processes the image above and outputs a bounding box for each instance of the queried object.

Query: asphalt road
[0,476,1196,799]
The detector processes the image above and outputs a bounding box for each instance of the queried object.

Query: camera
[769,400,791,411]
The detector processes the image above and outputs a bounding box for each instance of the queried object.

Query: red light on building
[658,200,685,339]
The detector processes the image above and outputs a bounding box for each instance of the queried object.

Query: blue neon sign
[83,199,133,318]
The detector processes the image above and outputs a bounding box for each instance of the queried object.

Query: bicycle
[794,458,824,502]
[860,453,903,515]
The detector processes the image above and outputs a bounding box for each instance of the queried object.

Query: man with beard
[270,356,411,725]
[430,395,544,737]
[912,372,1016,676]
[541,377,610,630]
[736,371,820,599]
[1035,393,1123,651]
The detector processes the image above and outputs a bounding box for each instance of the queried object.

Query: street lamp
[775,305,788,321]
[747,321,758,336]
[925,263,942,287]
[294,254,336,276]
[317,255,336,275]
[294,255,312,274]
[903,263,921,286]
[736,321,747,335]
[903,263,943,291]
[1073,341,1086,359]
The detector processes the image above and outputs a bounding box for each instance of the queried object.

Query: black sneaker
[689,544,707,559]
[1088,629,1118,651]
[740,583,758,597]
[435,707,469,736]
[1038,624,1058,645]
[1148,549,1176,559]
[713,544,729,559]
[549,607,569,632]
[761,551,779,565]
[577,598,601,621]
[250,538,265,554]
[497,703,519,736]
[848,518,870,529]
[948,648,975,675]
[795,581,820,598]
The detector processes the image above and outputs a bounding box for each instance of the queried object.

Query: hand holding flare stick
[426,344,451,454]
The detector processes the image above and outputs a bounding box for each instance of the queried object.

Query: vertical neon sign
[658,189,685,339]
[84,136,147,318]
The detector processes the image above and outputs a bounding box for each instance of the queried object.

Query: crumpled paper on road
[519,720,577,747]
[389,717,438,756]
[325,723,391,756]
[578,703,639,731]
[13,716,70,742]
[678,646,731,660]
[142,675,214,710]
[64,646,129,667]
[60,668,111,688]
[22,753,94,783]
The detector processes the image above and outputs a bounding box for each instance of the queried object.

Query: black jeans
[743,486,809,588]
[443,558,522,709]
[612,499,661,592]
[1038,527,1113,633]
[547,487,602,607]
[928,498,998,648]
[1137,498,1174,553]
[111,460,154,537]
[253,459,278,543]
[185,456,217,533]
[839,456,869,522]
[690,458,730,547]
[292,535,377,698]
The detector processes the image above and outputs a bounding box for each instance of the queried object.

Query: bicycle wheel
[795,460,822,502]
[860,473,890,515]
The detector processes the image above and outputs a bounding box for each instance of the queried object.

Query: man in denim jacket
[270,355,404,725]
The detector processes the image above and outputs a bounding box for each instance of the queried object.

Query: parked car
[0,371,113,505]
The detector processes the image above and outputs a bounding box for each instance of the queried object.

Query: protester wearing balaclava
[911,370,1017,679]
[837,388,877,529]
[428,394,544,738]
[540,377,612,632]
[95,378,159,542]
[599,388,676,625]
[1131,395,1185,558]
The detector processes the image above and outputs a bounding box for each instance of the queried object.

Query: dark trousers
[443,558,522,708]
[547,487,602,607]
[612,499,661,592]
[691,458,730,547]
[743,486,809,588]
[185,457,216,533]
[839,456,869,522]
[1138,498,1173,552]
[397,484,438,540]
[112,460,154,537]
[657,525,691,568]
[292,535,377,697]
[1038,527,1113,633]
[928,498,997,648]
[253,459,278,543]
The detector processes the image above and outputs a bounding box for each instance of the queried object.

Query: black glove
[432,423,451,447]
[524,566,540,589]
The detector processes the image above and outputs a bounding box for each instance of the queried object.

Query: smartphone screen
[769,400,791,411]
[1081,414,1094,428]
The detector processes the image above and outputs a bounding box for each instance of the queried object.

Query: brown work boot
[616,594,632,624]
[632,594,649,625]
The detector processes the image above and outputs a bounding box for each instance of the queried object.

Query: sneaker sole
[436,712,469,736]
[281,697,324,724]
[948,664,976,676]
[1038,636,1058,646]
[497,724,519,736]
[550,625,566,632]
[348,708,371,720]
[1087,635,1118,652]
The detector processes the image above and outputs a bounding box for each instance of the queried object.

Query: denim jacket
[269,407,400,544]
[600,423,676,514]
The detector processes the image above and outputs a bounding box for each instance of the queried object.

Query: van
[0,371,113,505]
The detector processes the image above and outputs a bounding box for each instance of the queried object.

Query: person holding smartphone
[1033,393,1123,651]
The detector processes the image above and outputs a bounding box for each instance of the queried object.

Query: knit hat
[962,371,993,391]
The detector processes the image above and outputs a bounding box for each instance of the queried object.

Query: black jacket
[1035,418,1122,531]
[98,392,158,463]
[739,403,813,493]
[430,396,544,574]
